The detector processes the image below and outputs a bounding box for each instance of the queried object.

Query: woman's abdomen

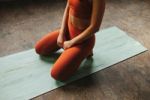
[68,8,90,39]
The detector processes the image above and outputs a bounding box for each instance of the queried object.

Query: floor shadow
[39,51,62,63]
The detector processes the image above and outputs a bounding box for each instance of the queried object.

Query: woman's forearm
[71,25,99,45]
[59,2,69,36]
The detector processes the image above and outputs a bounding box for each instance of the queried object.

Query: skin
[57,0,105,50]
[57,2,69,48]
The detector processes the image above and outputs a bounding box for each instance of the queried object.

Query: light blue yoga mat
[0,26,147,100]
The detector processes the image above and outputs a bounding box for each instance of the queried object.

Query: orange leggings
[35,22,95,81]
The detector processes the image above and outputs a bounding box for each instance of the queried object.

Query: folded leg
[35,30,60,56]
[51,35,95,81]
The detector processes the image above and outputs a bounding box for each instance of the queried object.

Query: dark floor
[0,0,150,100]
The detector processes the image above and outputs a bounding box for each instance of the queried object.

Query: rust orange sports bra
[68,0,92,19]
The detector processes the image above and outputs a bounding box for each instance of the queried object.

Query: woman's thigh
[35,30,60,55]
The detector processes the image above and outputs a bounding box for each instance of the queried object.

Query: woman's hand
[63,40,74,50]
[57,34,66,48]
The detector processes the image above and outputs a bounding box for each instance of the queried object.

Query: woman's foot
[87,51,93,59]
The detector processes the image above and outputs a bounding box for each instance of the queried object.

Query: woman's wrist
[70,38,76,46]
[59,29,65,36]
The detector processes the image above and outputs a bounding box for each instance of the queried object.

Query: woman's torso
[68,0,92,31]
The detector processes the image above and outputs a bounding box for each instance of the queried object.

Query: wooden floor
[0,0,150,100]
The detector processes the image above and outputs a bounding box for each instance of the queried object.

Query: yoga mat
[0,26,147,100]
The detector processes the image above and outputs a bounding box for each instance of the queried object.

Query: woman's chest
[68,0,92,10]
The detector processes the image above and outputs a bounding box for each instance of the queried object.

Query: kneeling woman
[35,0,105,81]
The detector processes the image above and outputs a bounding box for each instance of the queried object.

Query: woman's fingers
[57,39,63,47]
[63,40,74,50]
[57,42,63,47]
[57,34,65,47]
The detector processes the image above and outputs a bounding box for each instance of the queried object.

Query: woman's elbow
[90,24,100,33]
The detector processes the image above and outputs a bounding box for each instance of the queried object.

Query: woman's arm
[63,0,105,49]
[59,2,69,36]
[57,2,69,47]
[71,0,105,44]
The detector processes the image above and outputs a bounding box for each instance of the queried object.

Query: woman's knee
[34,30,60,55]
[50,66,67,81]
[50,68,59,80]
[35,40,48,55]
[50,54,79,81]
[35,41,42,55]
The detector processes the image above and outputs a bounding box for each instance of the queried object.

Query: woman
[35,0,105,81]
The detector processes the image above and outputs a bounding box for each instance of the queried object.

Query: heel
[87,51,93,59]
